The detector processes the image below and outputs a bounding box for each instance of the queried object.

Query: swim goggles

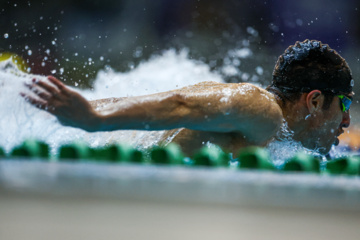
[337,95,352,112]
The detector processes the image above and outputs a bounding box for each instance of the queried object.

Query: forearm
[93,92,192,131]
[85,82,282,138]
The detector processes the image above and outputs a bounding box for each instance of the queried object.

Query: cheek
[325,114,342,133]
[326,100,343,129]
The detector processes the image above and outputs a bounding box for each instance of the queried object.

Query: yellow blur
[0,52,28,72]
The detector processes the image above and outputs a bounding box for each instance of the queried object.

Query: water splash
[0,50,223,154]
[266,119,327,168]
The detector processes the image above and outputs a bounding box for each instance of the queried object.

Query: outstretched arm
[21,76,283,142]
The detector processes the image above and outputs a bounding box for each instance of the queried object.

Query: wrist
[84,111,103,132]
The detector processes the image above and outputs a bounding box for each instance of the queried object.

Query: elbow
[169,93,191,115]
[161,93,192,127]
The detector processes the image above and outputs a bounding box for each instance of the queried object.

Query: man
[21,39,353,156]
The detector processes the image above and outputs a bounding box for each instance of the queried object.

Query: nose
[341,111,350,128]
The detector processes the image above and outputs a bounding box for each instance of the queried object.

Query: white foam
[82,49,223,99]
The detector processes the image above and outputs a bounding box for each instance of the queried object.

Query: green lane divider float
[0,147,5,158]
[325,156,360,175]
[4,139,360,176]
[283,152,320,173]
[93,144,143,163]
[150,143,184,165]
[237,146,275,170]
[192,146,230,167]
[10,140,49,159]
[58,142,92,160]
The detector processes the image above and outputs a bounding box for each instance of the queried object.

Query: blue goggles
[338,95,352,112]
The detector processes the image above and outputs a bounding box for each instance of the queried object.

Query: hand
[21,76,101,132]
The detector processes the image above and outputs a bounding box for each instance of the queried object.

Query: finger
[47,76,66,91]
[37,91,52,100]
[32,78,60,95]
[24,82,35,90]
[20,93,48,110]
[24,83,53,100]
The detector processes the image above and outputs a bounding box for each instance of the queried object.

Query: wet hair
[267,39,353,110]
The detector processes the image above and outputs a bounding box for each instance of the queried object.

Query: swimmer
[21,39,354,156]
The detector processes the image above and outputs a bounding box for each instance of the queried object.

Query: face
[302,94,351,154]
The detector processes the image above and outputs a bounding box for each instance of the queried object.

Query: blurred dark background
[1,0,360,92]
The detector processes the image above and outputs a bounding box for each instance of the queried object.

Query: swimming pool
[1,48,360,240]
[1,159,360,240]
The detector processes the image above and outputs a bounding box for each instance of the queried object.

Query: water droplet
[51,69,56,74]
[232,58,241,66]
[4,33,9,38]
[27,50,32,56]
[255,66,263,75]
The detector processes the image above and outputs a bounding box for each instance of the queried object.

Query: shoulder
[226,83,283,144]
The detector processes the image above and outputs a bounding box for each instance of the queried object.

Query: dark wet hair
[267,39,353,109]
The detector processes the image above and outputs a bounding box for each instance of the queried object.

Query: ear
[306,90,324,114]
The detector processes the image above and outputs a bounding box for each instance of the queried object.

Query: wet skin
[21,76,349,156]
[301,95,351,154]
[282,90,351,154]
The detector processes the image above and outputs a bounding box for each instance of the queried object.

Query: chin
[317,140,336,155]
